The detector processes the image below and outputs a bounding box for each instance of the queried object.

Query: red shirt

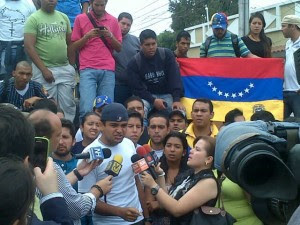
[72,11,122,71]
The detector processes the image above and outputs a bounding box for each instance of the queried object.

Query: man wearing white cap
[281,15,300,118]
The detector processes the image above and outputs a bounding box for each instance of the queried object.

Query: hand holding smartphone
[30,137,50,172]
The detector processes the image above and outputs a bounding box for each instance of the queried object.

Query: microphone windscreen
[113,154,123,164]
[143,144,152,153]
[131,154,142,163]
[102,148,112,158]
[137,146,147,156]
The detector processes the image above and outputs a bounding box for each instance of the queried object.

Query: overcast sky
[106,0,287,36]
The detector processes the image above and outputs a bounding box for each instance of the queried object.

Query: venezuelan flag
[178,58,284,121]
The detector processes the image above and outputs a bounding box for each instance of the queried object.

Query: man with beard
[52,118,77,189]
[281,15,300,118]
[200,12,257,58]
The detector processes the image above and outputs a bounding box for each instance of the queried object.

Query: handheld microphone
[104,154,123,177]
[75,147,111,162]
[142,144,159,167]
[131,154,150,175]
[138,145,159,167]
[135,146,158,179]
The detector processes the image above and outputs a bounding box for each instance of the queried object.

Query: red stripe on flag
[177,58,284,79]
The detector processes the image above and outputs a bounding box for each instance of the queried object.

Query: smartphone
[98,26,106,30]
[30,137,50,172]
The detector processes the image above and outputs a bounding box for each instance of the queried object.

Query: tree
[169,0,238,32]
[157,30,176,50]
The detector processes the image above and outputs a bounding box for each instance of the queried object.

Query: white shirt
[284,36,300,91]
[75,128,101,143]
[0,0,36,41]
[78,137,143,225]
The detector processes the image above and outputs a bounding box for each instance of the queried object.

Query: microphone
[104,154,123,177]
[135,147,158,179]
[138,145,159,167]
[131,154,150,175]
[75,147,111,161]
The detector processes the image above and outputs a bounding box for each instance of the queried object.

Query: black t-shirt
[241,36,272,58]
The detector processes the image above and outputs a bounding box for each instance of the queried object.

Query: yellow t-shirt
[183,122,219,148]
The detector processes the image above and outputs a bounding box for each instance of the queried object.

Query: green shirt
[213,170,263,225]
[199,32,250,58]
[24,9,71,67]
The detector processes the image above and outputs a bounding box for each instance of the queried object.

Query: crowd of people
[0,0,300,225]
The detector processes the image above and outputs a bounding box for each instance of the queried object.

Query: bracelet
[91,184,104,197]
[73,169,83,181]
[158,172,165,177]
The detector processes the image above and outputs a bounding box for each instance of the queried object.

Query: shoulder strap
[294,48,300,85]
[204,36,213,57]
[231,33,241,57]
[134,52,142,71]
[86,13,112,53]
[157,47,166,61]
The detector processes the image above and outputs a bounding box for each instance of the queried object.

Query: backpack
[204,33,241,57]
[134,47,166,71]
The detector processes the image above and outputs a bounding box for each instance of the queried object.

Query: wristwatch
[151,184,160,196]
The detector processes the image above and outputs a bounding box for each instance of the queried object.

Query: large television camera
[215,121,300,225]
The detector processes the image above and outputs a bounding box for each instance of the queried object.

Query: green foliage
[169,0,238,32]
[157,30,176,50]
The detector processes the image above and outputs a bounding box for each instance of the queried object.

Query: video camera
[214,121,300,225]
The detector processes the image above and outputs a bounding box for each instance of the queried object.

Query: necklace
[249,34,260,42]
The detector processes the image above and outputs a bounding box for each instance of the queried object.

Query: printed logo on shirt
[38,21,67,40]
[0,7,26,37]
[144,70,165,84]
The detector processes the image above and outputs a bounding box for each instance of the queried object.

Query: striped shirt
[37,163,97,225]
[0,79,47,110]
[200,32,250,58]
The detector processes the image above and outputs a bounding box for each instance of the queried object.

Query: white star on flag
[249,83,254,88]
[208,81,213,86]
[238,92,244,97]
[218,91,223,96]
[232,93,237,98]
[224,93,229,98]
[244,88,249,93]
[212,87,217,92]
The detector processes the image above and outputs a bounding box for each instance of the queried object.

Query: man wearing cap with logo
[78,103,145,225]
[200,12,257,58]
[281,15,300,118]
[169,110,187,132]
[75,95,112,143]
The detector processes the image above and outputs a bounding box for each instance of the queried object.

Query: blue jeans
[283,91,300,118]
[0,40,26,80]
[142,94,173,125]
[79,68,115,120]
